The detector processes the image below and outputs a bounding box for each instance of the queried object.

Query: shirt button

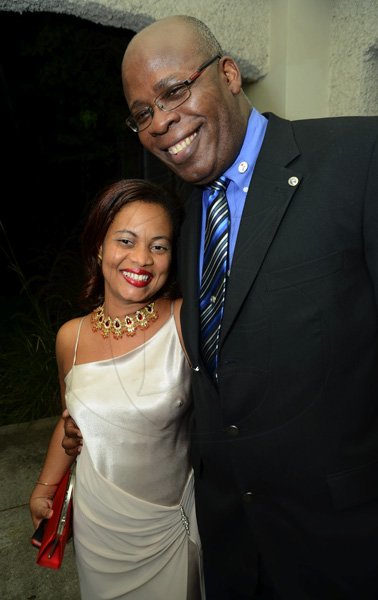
[177,399,184,407]
[243,491,255,504]
[226,425,239,437]
[238,161,248,173]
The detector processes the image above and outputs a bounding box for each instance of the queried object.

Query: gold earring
[97,253,103,265]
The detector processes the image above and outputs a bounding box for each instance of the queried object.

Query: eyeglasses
[125,54,221,133]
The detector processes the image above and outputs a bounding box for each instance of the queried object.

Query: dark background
[0,10,178,296]
[0,10,184,424]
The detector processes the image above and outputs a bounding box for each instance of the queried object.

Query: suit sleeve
[363,129,378,310]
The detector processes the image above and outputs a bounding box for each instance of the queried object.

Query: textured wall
[0,0,270,82]
[1,0,377,117]
[329,0,378,116]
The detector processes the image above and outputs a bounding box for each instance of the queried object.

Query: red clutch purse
[35,463,76,569]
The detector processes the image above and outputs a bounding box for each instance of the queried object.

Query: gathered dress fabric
[65,310,204,599]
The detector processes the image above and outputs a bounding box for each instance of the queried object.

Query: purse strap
[47,463,76,558]
[56,463,75,536]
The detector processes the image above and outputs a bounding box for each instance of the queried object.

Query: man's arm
[61,409,83,457]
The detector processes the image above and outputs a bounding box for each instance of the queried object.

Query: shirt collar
[220,107,268,193]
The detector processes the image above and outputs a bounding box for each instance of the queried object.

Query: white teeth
[168,132,197,155]
[123,272,149,282]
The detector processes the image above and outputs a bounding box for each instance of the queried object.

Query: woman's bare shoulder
[56,315,88,352]
[173,297,183,318]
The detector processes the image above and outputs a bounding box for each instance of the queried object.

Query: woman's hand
[29,493,55,529]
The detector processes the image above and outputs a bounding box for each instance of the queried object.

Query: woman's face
[101,201,173,310]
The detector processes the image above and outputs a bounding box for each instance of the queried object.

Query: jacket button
[243,491,254,504]
[226,425,239,437]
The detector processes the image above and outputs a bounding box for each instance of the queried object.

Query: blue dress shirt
[200,108,268,278]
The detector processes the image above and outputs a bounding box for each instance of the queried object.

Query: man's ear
[220,56,243,94]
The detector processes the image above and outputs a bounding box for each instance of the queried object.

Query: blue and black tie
[199,176,230,373]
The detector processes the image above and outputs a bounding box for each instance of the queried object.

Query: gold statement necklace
[91,302,158,340]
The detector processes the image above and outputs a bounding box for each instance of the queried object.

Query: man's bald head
[124,15,223,67]
[121,15,250,185]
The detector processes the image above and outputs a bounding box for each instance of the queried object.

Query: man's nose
[148,107,180,135]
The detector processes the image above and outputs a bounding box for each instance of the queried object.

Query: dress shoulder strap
[72,317,85,367]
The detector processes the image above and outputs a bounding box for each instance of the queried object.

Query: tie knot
[210,176,229,194]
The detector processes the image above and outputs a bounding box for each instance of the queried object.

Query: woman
[29,179,204,599]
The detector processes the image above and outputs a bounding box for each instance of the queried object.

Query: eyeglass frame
[125,54,222,133]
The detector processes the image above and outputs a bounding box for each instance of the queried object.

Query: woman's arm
[29,319,78,529]
[29,417,75,529]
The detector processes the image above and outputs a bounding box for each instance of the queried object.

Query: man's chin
[165,160,214,186]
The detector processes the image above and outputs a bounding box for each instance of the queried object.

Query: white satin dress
[65,309,205,599]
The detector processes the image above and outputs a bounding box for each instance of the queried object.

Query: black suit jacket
[177,113,378,599]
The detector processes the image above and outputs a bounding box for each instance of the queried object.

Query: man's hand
[61,408,83,456]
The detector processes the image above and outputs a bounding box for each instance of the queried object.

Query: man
[63,15,378,600]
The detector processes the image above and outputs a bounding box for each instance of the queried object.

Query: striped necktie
[199,176,230,373]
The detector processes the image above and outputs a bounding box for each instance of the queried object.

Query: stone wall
[1,0,377,117]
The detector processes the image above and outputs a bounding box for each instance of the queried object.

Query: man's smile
[168,131,198,155]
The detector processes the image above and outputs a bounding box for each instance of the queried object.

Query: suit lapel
[178,188,202,367]
[221,114,303,343]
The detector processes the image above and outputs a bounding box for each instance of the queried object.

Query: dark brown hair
[79,178,184,311]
